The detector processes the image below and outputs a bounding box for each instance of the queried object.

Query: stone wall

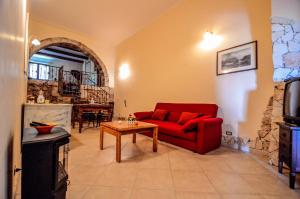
[27,80,63,102]
[27,79,113,104]
[251,16,299,164]
[251,82,284,164]
[250,96,273,152]
[272,17,300,81]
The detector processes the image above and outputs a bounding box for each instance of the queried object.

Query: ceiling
[29,0,181,46]
[31,45,88,64]
[38,46,88,63]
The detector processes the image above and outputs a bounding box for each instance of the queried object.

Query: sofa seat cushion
[143,119,196,141]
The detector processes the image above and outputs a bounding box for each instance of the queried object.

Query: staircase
[58,67,81,96]
[80,85,113,104]
[57,66,113,104]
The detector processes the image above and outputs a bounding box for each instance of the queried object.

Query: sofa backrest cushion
[166,111,181,122]
[155,103,218,118]
[181,115,211,132]
[151,109,168,121]
[177,112,201,125]
[134,111,154,120]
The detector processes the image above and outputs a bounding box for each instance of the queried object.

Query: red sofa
[134,103,223,154]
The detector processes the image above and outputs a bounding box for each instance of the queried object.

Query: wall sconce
[119,63,130,80]
[199,31,223,50]
[31,38,41,46]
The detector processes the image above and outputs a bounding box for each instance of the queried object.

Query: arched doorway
[29,37,109,86]
[27,37,113,105]
[25,37,114,133]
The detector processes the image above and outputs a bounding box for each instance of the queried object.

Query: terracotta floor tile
[221,194,265,199]
[175,191,221,199]
[94,166,137,188]
[131,188,176,199]
[68,165,107,186]
[135,168,173,189]
[205,171,256,194]
[172,170,216,193]
[262,195,299,199]
[137,153,170,169]
[226,159,269,175]
[197,156,233,172]
[83,186,131,199]
[67,128,300,199]
[169,154,203,171]
[241,174,299,198]
[66,184,90,199]
[136,138,174,154]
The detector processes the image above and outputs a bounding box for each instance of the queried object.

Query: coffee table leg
[153,127,158,152]
[116,134,121,162]
[100,126,104,150]
[133,133,136,143]
[79,112,83,133]
[79,120,82,133]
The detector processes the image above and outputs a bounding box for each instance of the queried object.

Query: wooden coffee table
[99,121,158,162]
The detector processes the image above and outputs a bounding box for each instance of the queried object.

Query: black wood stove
[22,127,71,199]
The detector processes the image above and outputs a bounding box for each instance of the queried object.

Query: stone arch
[29,37,109,86]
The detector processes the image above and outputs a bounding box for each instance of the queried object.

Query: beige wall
[115,0,274,141]
[29,18,115,87]
[0,0,27,198]
[272,0,300,20]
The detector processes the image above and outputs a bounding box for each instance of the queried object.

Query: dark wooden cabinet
[22,127,71,199]
[278,123,300,189]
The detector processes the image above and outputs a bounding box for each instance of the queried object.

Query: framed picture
[217,41,257,75]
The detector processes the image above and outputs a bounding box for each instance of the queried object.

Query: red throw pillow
[177,112,201,125]
[166,111,181,122]
[151,109,168,121]
[181,115,211,132]
[134,111,154,120]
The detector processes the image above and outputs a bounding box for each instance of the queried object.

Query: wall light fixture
[119,63,130,80]
[31,38,41,46]
[199,31,223,50]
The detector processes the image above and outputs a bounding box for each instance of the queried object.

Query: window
[28,62,59,81]
[39,64,49,80]
[29,63,38,79]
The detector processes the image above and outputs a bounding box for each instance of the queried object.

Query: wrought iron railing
[28,62,113,103]
[29,62,101,86]
[80,85,113,104]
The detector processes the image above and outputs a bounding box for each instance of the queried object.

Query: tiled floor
[67,127,300,199]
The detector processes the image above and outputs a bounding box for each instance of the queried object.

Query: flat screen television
[283,77,300,125]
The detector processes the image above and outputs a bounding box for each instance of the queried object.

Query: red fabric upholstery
[151,109,168,121]
[134,111,153,120]
[166,111,181,122]
[196,118,223,154]
[181,115,211,132]
[143,119,196,141]
[177,112,200,125]
[135,103,222,154]
[155,103,218,118]
[142,131,196,151]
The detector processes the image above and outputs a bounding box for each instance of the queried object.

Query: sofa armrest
[134,111,154,121]
[195,118,223,154]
